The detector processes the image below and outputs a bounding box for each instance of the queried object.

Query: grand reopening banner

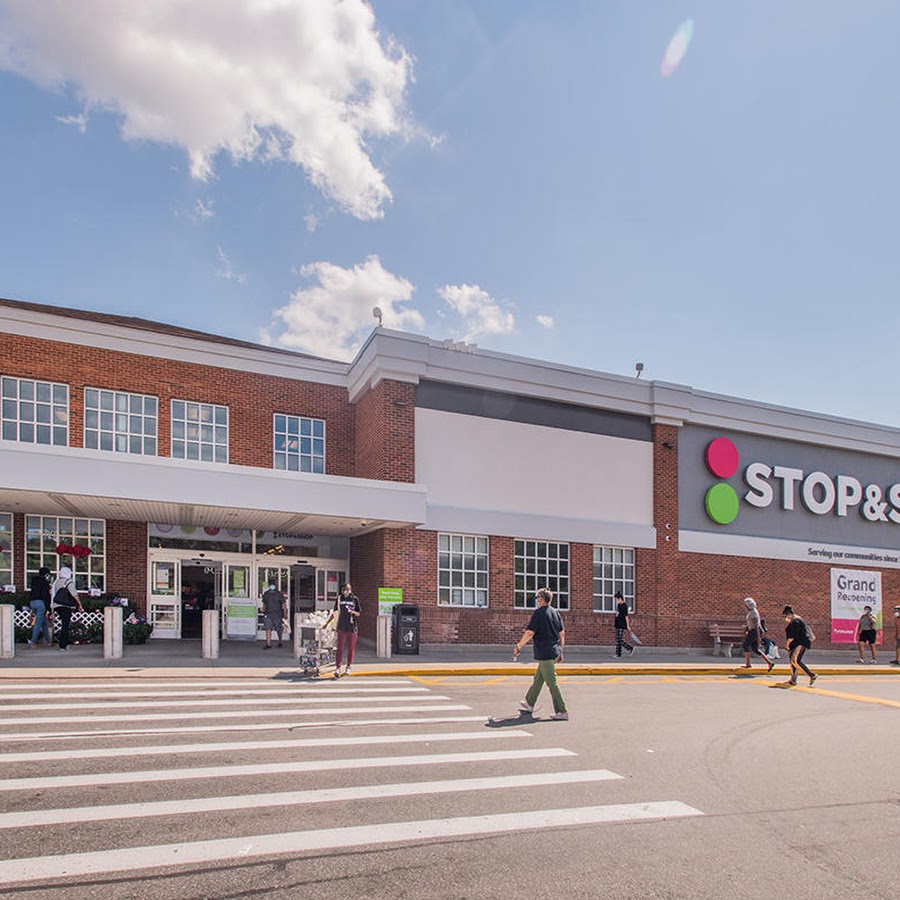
[830,568,882,644]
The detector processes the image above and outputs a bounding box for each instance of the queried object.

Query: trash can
[392,603,420,655]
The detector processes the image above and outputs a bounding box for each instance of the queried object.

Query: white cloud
[191,198,215,222]
[215,246,247,285]
[437,283,515,341]
[536,314,555,328]
[266,255,424,359]
[0,0,414,219]
[55,111,87,133]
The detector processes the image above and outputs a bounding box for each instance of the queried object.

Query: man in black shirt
[514,588,568,720]
[326,583,361,677]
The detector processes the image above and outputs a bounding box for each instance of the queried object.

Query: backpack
[53,584,77,608]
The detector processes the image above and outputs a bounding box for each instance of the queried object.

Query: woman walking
[28,567,53,647]
[51,566,83,651]
[614,590,635,657]
[782,605,817,687]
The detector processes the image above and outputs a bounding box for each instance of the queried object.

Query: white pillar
[0,605,14,659]
[202,609,219,659]
[293,612,303,659]
[103,606,123,660]
[376,615,392,659]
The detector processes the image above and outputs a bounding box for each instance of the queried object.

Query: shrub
[123,621,153,644]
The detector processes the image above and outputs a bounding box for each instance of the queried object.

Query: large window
[171,400,228,463]
[1,376,68,445]
[84,388,158,455]
[438,533,489,607]
[514,540,569,610]
[25,516,106,593]
[273,414,325,473]
[0,513,12,590]
[593,546,636,612]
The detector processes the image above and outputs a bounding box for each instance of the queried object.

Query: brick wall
[0,333,355,475]
[353,381,415,482]
[106,520,148,612]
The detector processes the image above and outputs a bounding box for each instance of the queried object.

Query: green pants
[525,658,566,713]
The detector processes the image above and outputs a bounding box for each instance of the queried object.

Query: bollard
[0,605,14,659]
[376,615,392,659]
[202,609,219,659]
[104,606,123,659]
[293,612,303,660]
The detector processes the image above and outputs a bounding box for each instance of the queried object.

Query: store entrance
[180,563,219,639]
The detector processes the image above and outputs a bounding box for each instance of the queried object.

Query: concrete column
[0,605,14,659]
[376,615,392,659]
[104,606,123,660]
[202,609,219,659]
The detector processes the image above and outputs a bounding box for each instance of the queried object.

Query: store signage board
[378,587,403,617]
[226,602,258,639]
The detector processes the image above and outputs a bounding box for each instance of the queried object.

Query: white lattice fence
[13,608,104,635]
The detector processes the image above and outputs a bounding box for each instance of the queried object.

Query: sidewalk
[1,639,898,679]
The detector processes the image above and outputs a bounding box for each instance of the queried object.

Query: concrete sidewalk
[1,638,898,678]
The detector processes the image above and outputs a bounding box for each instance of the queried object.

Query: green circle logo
[705,483,739,524]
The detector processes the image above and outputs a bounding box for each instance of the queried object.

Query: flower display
[55,543,92,557]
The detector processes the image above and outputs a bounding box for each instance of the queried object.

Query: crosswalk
[0,676,703,889]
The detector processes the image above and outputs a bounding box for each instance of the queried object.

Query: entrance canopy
[0,441,427,535]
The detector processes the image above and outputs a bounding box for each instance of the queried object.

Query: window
[1,376,68,445]
[273,414,325,473]
[171,400,228,463]
[84,388,158,455]
[438,533,489,607]
[0,513,12,590]
[514,540,569,609]
[25,515,106,593]
[593,546,636,612]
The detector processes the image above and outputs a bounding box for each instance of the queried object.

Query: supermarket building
[1,296,899,648]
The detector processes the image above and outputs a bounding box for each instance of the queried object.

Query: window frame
[437,533,489,608]
[83,387,158,455]
[592,545,636,613]
[273,413,326,474]
[513,539,570,610]
[170,399,229,464]
[0,512,13,591]
[1,376,69,446]
[25,515,106,594]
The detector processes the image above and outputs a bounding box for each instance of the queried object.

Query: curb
[1,664,898,679]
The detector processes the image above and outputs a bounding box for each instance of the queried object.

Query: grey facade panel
[680,425,900,550]
[415,380,653,441]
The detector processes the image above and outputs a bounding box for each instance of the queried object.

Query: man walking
[854,605,878,664]
[261,582,287,649]
[515,588,568,720]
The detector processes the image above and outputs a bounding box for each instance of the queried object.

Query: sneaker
[808,674,818,687]
[263,644,271,650]
[518,700,534,713]
[780,679,796,686]
[766,659,775,673]
[857,657,865,663]
[333,670,342,679]
[626,646,635,656]
[889,659,900,666]
[549,711,569,721]
[277,642,283,648]
[344,667,351,676]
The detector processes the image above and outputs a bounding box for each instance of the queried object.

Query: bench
[708,622,747,657]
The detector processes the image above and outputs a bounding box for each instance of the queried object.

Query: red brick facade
[3,314,897,648]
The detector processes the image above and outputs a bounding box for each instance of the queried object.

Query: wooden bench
[708,621,747,657]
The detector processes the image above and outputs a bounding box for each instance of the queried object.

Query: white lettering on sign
[742,464,900,525]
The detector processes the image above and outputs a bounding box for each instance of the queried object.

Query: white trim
[679,529,900,569]
[0,305,348,386]
[423,506,657,548]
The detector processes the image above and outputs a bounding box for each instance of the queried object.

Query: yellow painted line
[756,681,900,709]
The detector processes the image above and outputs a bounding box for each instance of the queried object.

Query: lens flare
[660,19,694,77]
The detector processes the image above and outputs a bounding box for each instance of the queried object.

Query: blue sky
[1,1,899,427]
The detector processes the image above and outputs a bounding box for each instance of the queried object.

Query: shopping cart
[297,613,336,677]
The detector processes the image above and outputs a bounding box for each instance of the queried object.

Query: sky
[1,1,899,428]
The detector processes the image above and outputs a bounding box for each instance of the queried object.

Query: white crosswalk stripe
[0,676,703,888]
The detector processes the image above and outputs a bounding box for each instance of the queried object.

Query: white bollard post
[0,605,14,659]
[293,612,303,660]
[376,615,392,659]
[104,606,123,660]
[202,609,219,659]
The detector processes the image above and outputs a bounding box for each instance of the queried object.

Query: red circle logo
[705,437,739,479]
